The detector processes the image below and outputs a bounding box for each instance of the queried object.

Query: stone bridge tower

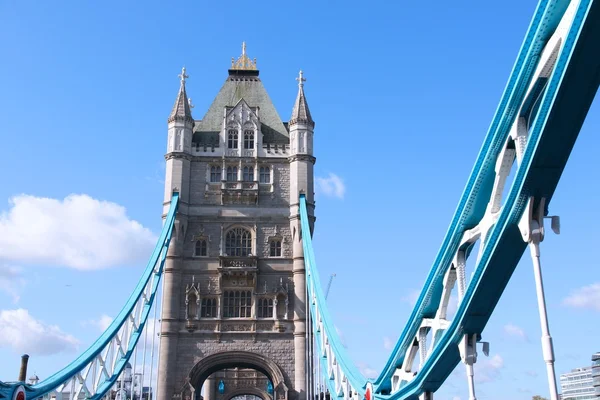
[158,43,316,400]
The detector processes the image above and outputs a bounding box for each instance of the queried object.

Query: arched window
[195,240,207,257]
[259,167,270,184]
[270,240,282,257]
[223,290,252,318]
[257,298,273,318]
[200,298,217,318]
[228,129,239,149]
[227,166,238,182]
[244,130,254,149]
[225,228,252,256]
[243,166,254,182]
[210,166,221,183]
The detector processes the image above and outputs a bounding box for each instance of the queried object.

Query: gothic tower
[158,44,315,400]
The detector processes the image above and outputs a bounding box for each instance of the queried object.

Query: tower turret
[164,67,194,203]
[288,70,316,400]
[158,67,193,400]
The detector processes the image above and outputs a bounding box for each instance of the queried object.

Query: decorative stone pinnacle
[296,70,306,87]
[188,98,194,109]
[178,67,189,84]
[230,42,258,71]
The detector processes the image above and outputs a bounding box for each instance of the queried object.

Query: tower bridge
[1,1,600,400]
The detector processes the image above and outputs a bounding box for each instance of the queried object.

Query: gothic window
[228,129,239,149]
[225,228,252,256]
[259,167,271,183]
[195,239,207,257]
[223,290,252,318]
[227,166,238,181]
[257,298,273,318]
[210,166,221,183]
[200,298,217,318]
[243,166,254,182]
[270,240,282,257]
[243,130,254,149]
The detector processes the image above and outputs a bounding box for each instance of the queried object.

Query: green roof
[193,71,289,145]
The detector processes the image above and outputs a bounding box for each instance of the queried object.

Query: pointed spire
[168,67,194,124]
[290,70,314,127]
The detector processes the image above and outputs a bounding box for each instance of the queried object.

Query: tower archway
[188,351,288,400]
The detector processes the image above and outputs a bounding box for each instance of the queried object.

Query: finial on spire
[230,42,258,71]
[168,66,193,124]
[290,69,314,127]
[296,70,306,87]
[178,67,189,84]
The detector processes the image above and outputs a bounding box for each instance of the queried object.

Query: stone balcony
[218,256,259,277]
[220,181,259,205]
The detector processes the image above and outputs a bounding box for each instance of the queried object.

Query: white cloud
[563,283,600,311]
[335,325,348,348]
[504,323,527,341]
[356,362,379,379]
[315,173,346,199]
[83,314,114,332]
[383,336,395,351]
[452,397,462,400]
[0,264,25,303]
[402,289,421,307]
[0,309,79,355]
[0,194,157,270]
[474,354,504,383]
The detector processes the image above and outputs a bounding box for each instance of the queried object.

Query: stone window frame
[209,165,221,183]
[243,129,255,150]
[256,297,274,319]
[192,234,210,258]
[222,290,253,318]
[200,297,218,318]
[269,237,282,257]
[226,165,239,182]
[242,165,255,182]
[227,129,239,149]
[258,165,272,184]
[224,226,254,257]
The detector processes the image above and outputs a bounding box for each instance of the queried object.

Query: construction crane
[325,273,336,300]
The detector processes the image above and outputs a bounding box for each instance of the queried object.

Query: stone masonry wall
[172,335,296,393]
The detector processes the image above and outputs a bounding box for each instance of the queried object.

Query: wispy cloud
[402,289,421,307]
[83,314,114,332]
[504,323,527,341]
[563,282,600,311]
[356,362,379,379]
[474,354,504,383]
[0,194,157,270]
[0,264,25,303]
[316,173,346,199]
[0,308,79,355]
[383,336,395,351]
[335,325,348,348]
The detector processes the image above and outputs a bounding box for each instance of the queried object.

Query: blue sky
[0,1,599,399]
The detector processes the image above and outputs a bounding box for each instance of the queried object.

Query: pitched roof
[193,70,289,145]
